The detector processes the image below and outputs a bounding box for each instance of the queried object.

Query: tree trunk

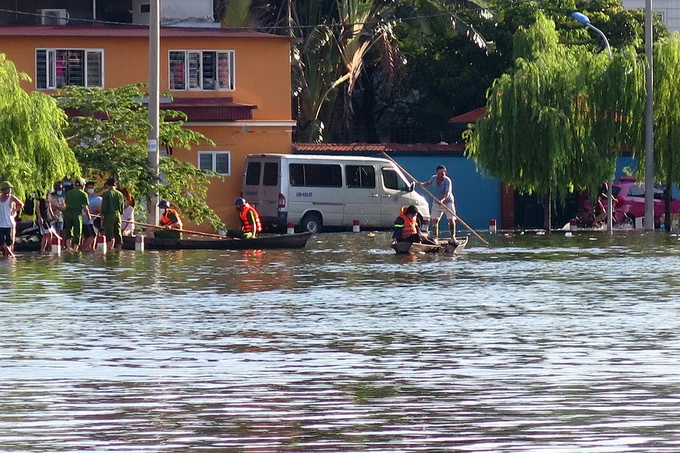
[543,191,552,233]
[664,178,672,233]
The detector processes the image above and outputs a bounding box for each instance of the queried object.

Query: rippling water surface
[2,231,680,452]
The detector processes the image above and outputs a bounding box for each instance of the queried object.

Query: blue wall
[391,154,501,231]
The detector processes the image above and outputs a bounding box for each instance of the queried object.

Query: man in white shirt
[0,181,24,258]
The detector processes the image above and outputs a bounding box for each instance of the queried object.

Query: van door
[242,158,281,229]
[343,164,382,227]
[380,166,423,225]
[288,162,344,230]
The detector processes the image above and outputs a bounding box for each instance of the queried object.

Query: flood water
[2,231,680,452]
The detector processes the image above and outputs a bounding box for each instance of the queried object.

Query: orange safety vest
[160,208,183,229]
[398,207,419,239]
[240,203,262,234]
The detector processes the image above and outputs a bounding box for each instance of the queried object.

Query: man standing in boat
[418,165,456,239]
[155,200,183,240]
[227,197,262,239]
[392,205,436,245]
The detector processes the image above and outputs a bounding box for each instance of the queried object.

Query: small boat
[122,231,313,250]
[392,237,468,254]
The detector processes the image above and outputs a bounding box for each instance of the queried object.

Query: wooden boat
[122,231,313,250]
[392,237,468,254]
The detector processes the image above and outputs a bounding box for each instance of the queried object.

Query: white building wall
[132,0,215,26]
[622,0,680,33]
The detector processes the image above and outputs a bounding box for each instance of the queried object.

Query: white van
[242,154,431,233]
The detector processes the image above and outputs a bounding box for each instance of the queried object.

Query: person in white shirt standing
[418,165,456,239]
[0,181,24,258]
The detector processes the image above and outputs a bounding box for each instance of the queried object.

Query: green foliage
[0,54,79,199]
[55,84,224,231]
[646,33,680,187]
[465,14,646,227]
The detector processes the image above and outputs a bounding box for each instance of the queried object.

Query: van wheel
[301,213,322,234]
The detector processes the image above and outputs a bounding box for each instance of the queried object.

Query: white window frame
[35,48,104,90]
[168,50,235,91]
[198,151,231,176]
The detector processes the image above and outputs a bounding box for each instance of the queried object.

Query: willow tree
[55,84,224,230]
[0,54,79,200]
[465,14,645,230]
[644,34,680,228]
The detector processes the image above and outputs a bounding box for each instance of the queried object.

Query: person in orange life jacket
[227,197,262,239]
[392,205,436,246]
[154,200,183,240]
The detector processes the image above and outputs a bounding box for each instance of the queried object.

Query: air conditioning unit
[40,9,69,25]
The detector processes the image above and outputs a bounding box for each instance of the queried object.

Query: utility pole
[148,0,160,226]
[644,0,655,230]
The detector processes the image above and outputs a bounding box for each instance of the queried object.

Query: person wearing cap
[227,197,262,239]
[62,177,91,251]
[0,181,24,258]
[100,178,125,251]
[154,200,183,239]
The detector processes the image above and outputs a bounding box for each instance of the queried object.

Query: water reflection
[2,231,680,451]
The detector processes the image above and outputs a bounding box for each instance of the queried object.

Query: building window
[169,50,235,91]
[36,49,103,89]
[199,151,230,175]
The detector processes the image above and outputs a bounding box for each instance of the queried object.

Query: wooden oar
[382,151,490,246]
[134,220,229,239]
[93,215,229,239]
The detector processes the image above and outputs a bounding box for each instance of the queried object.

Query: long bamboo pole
[382,152,489,246]
[134,221,229,239]
[94,215,228,239]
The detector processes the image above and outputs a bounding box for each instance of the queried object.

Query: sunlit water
[2,231,680,452]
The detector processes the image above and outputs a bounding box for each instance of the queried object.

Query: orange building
[0,24,293,230]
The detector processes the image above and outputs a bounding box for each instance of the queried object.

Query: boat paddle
[93,215,229,239]
[131,221,230,239]
[381,151,490,246]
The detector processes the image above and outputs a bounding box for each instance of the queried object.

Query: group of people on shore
[1,173,264,258]
[1,177,134,258]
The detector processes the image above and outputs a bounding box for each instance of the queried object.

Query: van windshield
[382,168,411,191]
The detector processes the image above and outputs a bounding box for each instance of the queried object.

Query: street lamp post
[571,12,614,233]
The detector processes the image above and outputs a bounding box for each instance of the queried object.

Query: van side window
[245,162,261,185]
[382,168,409,191]
[289,164,342,187]
[263,162,278,186]
[346,165,375,188]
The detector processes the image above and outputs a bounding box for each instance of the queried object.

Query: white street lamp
[572,12,614,233]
